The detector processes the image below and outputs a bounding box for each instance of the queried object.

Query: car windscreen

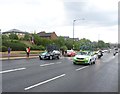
[67,50,73,52]
[77,52,88,55]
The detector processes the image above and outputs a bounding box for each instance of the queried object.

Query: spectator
[26,47,31,57]
[8,47,11,59]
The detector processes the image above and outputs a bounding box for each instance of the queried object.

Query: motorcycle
[98,52,103,59]
[113,51,118,56]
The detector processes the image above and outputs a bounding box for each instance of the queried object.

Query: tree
[65,39,73,50]
[2,35,9,40]
[97,40,106,49]
[23,34,30,41]
[60,45,68,51]
[53,37,65,47]
[79,38,92,50]
[105,43,110,48]
[32,34,41,45]
[9,33,18,40]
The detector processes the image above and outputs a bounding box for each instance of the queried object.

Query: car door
[90,52,95,62]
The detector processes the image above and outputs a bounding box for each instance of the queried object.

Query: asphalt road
[1,52,119,92]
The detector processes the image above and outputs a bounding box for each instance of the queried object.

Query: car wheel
[93,59,96,64]
[49,56,53,60]
[57,56,60,59]
[93,61,95,64]
[39,56,42,60]
[89,60,92,65]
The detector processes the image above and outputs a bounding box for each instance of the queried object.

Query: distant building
[60,36,79,41]
[59,36,69,40]
[70,38,79,41]
[2,29,29,38]
[37,31,58,40]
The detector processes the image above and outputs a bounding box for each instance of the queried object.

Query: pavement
[0,54,39,60]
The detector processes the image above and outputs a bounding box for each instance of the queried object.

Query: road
[1,52,118,92]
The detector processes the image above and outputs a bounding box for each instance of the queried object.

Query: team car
[66,50,76,57]
[73,51,96,65]
[39,50,61,60]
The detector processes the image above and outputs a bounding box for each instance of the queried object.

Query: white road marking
[76,66,89,71]
[24,74,66,91]
[40,62,63,67]
[40,63,55,67]
[56,62,62,64]
[0,68,26,74]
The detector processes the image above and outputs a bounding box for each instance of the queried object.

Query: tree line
[0,33,110,52]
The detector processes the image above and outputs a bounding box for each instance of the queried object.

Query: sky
[0,0,119,43]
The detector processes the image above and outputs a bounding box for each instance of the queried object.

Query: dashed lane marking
[56,62,62,64]
[76,66,89,71]
[24,74,66,91]
[40,63,55,67]
[0,68,26,74]
[40,62,63,67]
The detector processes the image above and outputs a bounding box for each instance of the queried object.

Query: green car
[73,51,96,65]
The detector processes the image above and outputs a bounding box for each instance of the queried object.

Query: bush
[9,33,18,40]
[0,46,7,52]
[30,45,45,50]
[60,46,68,51]
[39,45,45,50]
[2,40,27,51]
[31,45,40,50]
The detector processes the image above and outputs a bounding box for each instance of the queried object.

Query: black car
[39,50,61,60]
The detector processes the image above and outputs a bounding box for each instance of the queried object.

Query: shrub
[30,45,40,50]
[9,33,18,40]
[30,45,45,50]
[0,46,7,52]
[2,40,27,51]
[60,46,68,51]
[39,45,45,50]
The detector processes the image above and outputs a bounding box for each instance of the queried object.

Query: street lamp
[73,18,85,49]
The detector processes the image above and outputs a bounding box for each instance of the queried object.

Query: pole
[73,20,76,49]
[72,18,85,50]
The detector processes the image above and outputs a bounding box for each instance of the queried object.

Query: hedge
[30,45,45,50]
[2,40,27,51]
[0,46,7,52]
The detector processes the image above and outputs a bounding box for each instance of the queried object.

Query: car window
[77,52,88,55]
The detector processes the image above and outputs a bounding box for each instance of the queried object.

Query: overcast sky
[0,0,118,43]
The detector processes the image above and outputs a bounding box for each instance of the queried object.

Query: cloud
[63,0,118,27]
[0,0,118,43]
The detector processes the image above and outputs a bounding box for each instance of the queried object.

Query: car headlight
[85,57,89,60]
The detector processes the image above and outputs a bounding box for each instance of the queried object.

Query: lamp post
[73,18,85,49]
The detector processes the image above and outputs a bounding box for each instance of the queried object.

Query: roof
[2,29,29,34]
[37,32,55,37]
[59,36,69,38]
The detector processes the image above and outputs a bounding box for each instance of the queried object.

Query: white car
[73,51,96,65]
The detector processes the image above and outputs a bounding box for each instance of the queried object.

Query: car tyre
[89,60,92,65]
[57,56,60,59]
[49,56,53,60]
[93,61,95,64]
[39,56,43,60]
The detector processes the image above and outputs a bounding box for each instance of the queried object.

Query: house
[37,31,58,40]
[2,29,29,38]
[59,36,69,40]
[70,38,79,41]
[59,36,79,41]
